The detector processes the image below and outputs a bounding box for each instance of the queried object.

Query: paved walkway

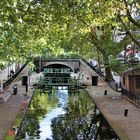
[0,69,42,140]
[86,81,140,140]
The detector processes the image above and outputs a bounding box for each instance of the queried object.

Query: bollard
[25,83,28,92]
[124,108,128,117]
[104,90,107,95]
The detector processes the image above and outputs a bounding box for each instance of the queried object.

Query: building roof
[123,67,140,76]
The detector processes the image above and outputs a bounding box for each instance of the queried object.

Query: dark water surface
[16,87,119,140]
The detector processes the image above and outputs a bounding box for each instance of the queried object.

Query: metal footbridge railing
[2,63,27,90]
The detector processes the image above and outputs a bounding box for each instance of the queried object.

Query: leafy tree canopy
[0,0,139,71]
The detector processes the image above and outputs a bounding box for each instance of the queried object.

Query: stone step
[0,91,12,103]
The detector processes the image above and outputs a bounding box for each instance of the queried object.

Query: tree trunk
[104,57,114,81]
[105,67,114,81]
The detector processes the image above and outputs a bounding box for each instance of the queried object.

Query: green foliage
[0,0,139,74]
[5,135,15,140]
[109,57,128,74]
[14,118,22,127]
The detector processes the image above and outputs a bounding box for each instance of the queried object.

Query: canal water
[16,87,119,140]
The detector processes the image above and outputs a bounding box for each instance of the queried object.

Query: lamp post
[7,63,10,79]
[39,56,41,73]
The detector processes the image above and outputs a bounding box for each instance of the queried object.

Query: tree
[117,0,140,48]
[0,0,139,75]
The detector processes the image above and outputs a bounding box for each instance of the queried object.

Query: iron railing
[2,63,27,90]
[122,88,140,105]
[81,59,119,91]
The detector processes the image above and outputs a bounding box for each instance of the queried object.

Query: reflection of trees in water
[92,110,119,140]
[16,89,119,140]
[16,111,41,139]
[51,91,119,140]
[16,89,58,140]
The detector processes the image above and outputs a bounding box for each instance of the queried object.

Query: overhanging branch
[89,31,107,56]
[118,14,140,48]
[123,0,140,28]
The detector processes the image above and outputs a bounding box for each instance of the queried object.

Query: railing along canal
[2,63,27,90]
[81,59,119,91]
[122,88,140,106]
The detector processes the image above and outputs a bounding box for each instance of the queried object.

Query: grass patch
[5,135,15,140]
[14,117,22,127]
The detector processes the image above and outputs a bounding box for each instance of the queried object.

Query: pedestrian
[12,84,17,95]
[10,70,14,76]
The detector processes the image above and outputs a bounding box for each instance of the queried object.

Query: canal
[16,87,119,140]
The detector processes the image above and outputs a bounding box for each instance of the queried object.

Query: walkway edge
[89,94,130,140]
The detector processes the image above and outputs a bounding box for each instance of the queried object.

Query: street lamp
[7,63,10,79]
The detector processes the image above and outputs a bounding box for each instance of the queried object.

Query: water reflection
[39,90,68,140]
[16,88,119,140]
